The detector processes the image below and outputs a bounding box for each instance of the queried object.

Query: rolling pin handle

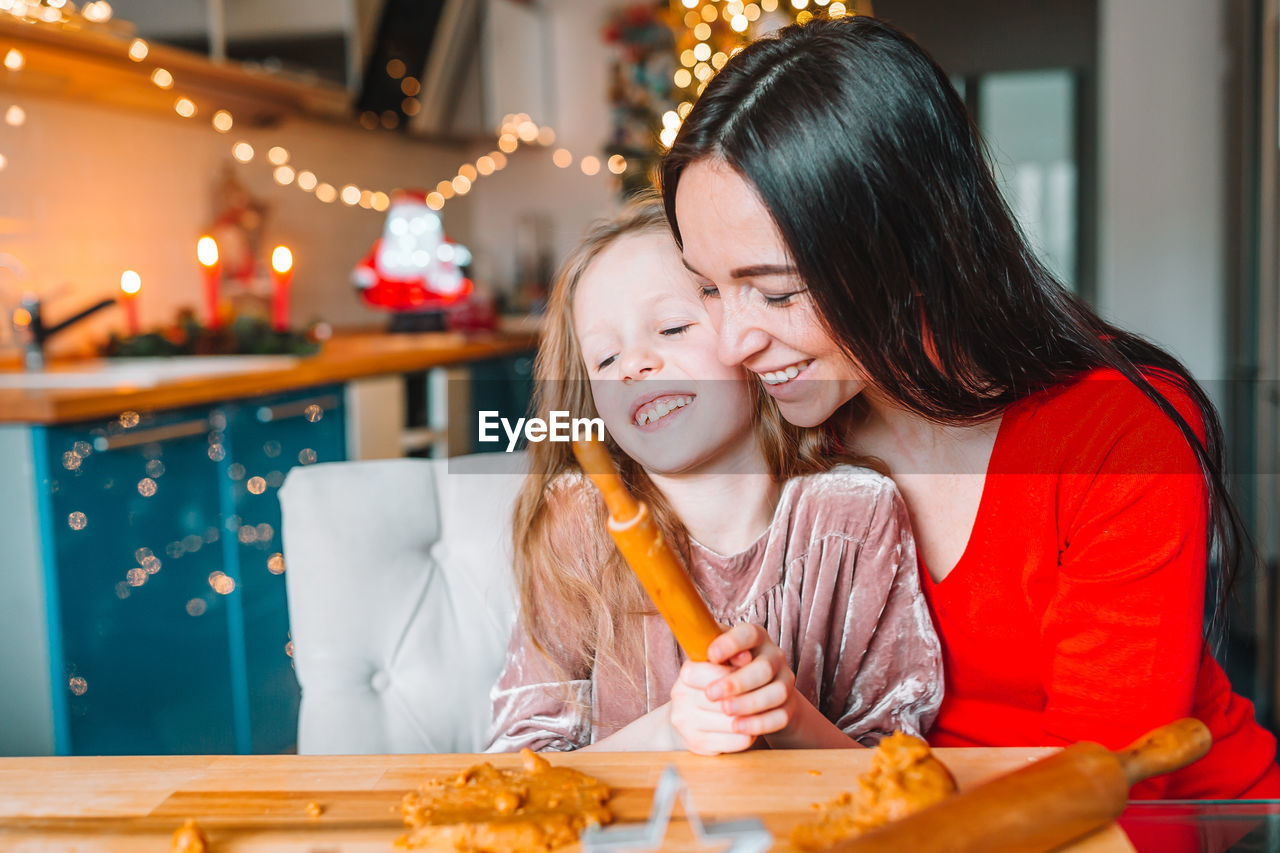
[572,439,640,522]
[1115,717,1212,785]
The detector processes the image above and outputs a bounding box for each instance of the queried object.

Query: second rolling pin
[834,717,1212,853]
[572,438,722,661]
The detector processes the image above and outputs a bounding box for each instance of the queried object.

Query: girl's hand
[669,661,755,755]
[704,623,799,738]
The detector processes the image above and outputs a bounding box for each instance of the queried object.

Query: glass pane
[1120,800,1280,852]
[979,70,1078,291]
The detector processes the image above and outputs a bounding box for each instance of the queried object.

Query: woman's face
[572,229,757,475]
[674,158,867,428]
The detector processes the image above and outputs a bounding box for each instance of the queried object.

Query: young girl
[487,198,942,754]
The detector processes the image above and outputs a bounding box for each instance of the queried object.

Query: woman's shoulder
[1019,367,1202,429]
[998,367,1205,474]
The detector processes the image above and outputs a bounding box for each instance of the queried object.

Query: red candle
[119,270,141,337]
[270,245,293,332]
[197,236,221,330]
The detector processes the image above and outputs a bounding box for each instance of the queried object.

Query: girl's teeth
[635,395,691,426]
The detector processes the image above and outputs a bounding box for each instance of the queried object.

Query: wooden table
[0,749,1135,852]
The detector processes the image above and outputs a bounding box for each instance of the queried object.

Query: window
[954,69,1083,295]
[978,70,1079,292]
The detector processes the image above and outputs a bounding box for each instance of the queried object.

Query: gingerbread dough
[397,748,611,851]
[792,732,957,850]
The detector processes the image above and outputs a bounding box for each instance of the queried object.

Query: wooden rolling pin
[572,438,722,661]
[834,718,1212,853]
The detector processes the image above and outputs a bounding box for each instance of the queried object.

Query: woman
[660,15,1280,798]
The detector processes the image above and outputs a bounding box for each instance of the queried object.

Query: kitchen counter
[0,331,538,424]
[0,748,1138,852]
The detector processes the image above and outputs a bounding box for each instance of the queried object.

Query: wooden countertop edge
[0,333,538,425]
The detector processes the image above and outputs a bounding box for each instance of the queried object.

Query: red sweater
[920,369,1280,799]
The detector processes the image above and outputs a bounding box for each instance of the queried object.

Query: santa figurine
[351,190,473,329]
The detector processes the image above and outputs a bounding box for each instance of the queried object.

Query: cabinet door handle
[255,394,341,423]
[92,417,211,451]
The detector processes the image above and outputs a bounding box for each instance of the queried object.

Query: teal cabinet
[226,390,345,754]
[33,386,345,755]
[39,407,237,755]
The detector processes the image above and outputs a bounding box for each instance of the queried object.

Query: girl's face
[573,230,757,475]
[674,158,867,428]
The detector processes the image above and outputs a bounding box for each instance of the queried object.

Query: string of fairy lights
[662,0,864,147]
[0,0,867,211]
[0,0,628,214]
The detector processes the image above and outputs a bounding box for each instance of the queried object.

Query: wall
[1097,0,1228,384]
[463,0,623,299]
[0,94,473,358]
[878,0,1096,74]
[882,0,1227,385]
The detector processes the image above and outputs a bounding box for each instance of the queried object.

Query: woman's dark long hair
[660,15,1245,644]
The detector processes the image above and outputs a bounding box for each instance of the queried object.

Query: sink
[0,356,301,389]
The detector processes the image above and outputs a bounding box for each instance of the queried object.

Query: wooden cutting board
[0,749,1135,852]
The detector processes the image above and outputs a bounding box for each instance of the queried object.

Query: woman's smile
[756,359,814,387]
[674,158,867,427]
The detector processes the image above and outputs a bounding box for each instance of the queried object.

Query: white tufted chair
[279,453,527,754]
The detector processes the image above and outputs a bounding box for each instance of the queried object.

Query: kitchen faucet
[11,292,118,370]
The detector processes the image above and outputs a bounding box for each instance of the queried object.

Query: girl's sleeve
[486,622,592,753]
[823,478,945,744]
[485,474,599,753]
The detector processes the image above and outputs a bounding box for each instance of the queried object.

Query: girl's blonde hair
[511,192,865,691]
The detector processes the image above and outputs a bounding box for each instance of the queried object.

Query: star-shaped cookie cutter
[580,765,773,853]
